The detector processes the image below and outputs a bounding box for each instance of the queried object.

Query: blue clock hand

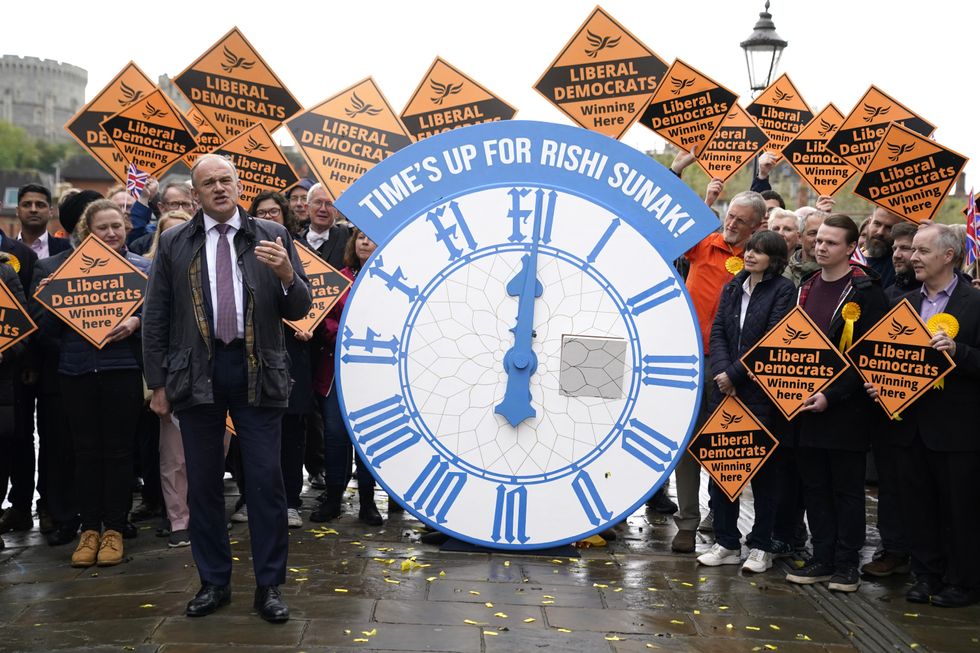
[495,211,543,427]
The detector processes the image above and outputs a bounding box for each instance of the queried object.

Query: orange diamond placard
[212,123,299,208]
[825,86,935,172]
[64,62,157,183]
[844,299,954,418]
[688,395,778,502]
[286,78,414,200]
[100,89,198,177]
[639,59,738,155]
[740,306,850,420]
[853,122,968,224]
[696,105,769,182]
[782,104,860,196]
[183,107,225,169]
[401,57,517,140]
[0,277,37,355]
[173,27,302,140]
[283,243,352,334]
[744,73,813,158]
[533,6,668,139]
[32,235,147,349]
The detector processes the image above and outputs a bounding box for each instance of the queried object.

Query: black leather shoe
[186,583,231,617]
[121,521,138,540]
[646,488,678,515]
[46,518,81,547]
[931,585,980,608]
[906,577,943,604]
[254,585,289,623]
[358,502,384,526]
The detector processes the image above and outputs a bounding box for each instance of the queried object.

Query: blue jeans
[320,391,375,490]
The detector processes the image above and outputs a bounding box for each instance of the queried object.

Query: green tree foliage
[0,120,81,171]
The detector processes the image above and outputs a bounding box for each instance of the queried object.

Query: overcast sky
[6,0,978,184]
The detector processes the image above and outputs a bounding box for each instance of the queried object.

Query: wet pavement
[1,475,978,653]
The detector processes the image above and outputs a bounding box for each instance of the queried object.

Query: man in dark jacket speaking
[142,154,311,623]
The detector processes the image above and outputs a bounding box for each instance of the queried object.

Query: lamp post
[740,1,788,97]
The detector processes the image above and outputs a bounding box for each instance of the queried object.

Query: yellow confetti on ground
[542,600,554,605]
[693,610,700,615]
[647,587,658,592]
[670,620,685,625]
[503,561,511,566]
[910,645,919,650]
[469,590,481,595]
[523,618,536,623]
[746,625,761,631]
[681,582,694,587]
[557,628,572,633]
[351,541,361,545]
[719,605,729,610]
[795,634,811,641]
[770,624,780,630]
[543,595,555,599]
[551,559,564,564]
[484,602,494,608]
[463,619,488,625]
[232,556,240,561]
[605,635,624,641]
[485,630,499,636]
[764,646,778,651]
[426,577,437,582]
[344,629,351,635]
[383,578,400,584]
[439,571,446,576]
[613,588,623,592]
[726,624,734,630]
[295,578,308,582]
[593,583,608,588]
[334,588,349,593]
[904,613,919,618]
[289,567,300,572]
[493,612,508,618]
[139,604,154,608]
[362,629,377,636]
[353,638,369,643]
[229,540,239,545]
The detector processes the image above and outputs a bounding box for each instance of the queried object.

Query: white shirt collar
[306,226,329,248]
[204,212,242,233]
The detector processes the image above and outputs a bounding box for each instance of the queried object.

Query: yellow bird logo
[584,30,621,58]
[80,254,108,274]
[817,119,838,137]
[345,92,383,118]
[243,135,269,154]
[772,88,794,105]
[669,77,695,95]
[429,79,464,106]
[221,46,255,74]
[782,325,810,345]
[720,411,743,430]
[118,81,144,106]
[887,142,914,162]
[862,103,891,123]
[141,103,167,120]
[888,318,917,340]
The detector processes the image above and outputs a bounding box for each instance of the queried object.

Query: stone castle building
[0,55,87,142]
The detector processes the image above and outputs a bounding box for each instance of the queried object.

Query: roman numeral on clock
[403,455,466,524]
[571,470,612,527]
[621,417,679,472]
[347,394,420,467]
[625,278,681,315]
[491,485,529,544]
[427,201,478,261]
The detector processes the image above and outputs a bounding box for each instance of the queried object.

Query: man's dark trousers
[178,341,287,587]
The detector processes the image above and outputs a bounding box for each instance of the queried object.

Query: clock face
[334,121,716,549]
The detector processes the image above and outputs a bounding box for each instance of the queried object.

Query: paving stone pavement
[1,476,978,653]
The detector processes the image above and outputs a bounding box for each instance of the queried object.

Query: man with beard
[885,222,920,302]
[864,208,902,289]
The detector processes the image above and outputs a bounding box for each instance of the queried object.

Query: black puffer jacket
[795,265,889,451]
[708,269,796,433]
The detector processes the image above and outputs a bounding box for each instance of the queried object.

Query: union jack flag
[850,246,867,266]
[125,163,149,200]
[966,188,978,267]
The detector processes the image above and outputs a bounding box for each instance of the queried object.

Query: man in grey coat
[142,154,311,623]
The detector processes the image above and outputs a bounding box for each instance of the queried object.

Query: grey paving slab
[545,606,698,636]
[484,627,616,653]
[0,617,163,653]
[302,621,481,652]
[691,613,848,645]
[151,615,307,646]
[14,591,189,624]
[427,578,604,607]
[376,598,544,628]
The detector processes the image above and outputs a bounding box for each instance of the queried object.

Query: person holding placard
[697,231,795,573]
[0,255,29,550]
[867,224,980,608]
[32,199,150,568]
[787,215,888,593]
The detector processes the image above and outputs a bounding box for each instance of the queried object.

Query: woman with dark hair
[228,192,313,529]
[697,230,796,573]
[32,199,150,567]
[249,192,301,236]
[310,227,388,525]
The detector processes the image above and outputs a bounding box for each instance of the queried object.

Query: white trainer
[697,543,741,566]
[287,508,303,529]
[742,548,773,573]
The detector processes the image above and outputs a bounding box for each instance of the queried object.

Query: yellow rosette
[926,313,959,389]
[725,256,744,275]
[1,253,20,274]
[838,301,860,351]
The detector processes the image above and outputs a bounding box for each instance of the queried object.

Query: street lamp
[740,1,788,96]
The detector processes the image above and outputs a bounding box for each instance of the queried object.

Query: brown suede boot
[71,530,101,568]
[97,530,124,566]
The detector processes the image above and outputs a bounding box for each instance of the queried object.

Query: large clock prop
[334,121,718,549]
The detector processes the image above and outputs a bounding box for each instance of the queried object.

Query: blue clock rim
[395,239,643,485]
[334,189,705,551]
